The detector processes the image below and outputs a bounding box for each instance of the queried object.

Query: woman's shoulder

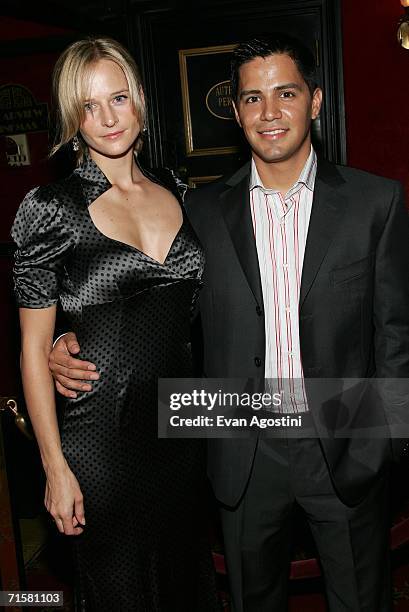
[12,173,81,246]
[22,171,79,206]
[19,171,85,221]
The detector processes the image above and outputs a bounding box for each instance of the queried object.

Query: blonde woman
[12,38,218,611]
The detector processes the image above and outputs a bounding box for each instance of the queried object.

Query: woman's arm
[19,306,85,536]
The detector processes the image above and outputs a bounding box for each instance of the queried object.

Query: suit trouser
[220,435,391,612]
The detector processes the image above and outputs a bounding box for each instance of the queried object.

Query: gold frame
[178,44,238,157]
[188,175,222,188]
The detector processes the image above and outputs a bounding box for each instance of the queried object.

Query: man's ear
[311,87,322,120]
[232,100,242,128]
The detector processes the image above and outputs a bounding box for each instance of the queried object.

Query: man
[50,34,409,611]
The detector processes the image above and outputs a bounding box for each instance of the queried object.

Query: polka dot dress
[11,156,219,611]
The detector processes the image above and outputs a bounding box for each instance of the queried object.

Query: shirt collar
[249,146,317,197]
[73,155,111,208]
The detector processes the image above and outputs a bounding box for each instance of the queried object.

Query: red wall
[0,16,73,40]
[0,17,76,398]
[342,0,409,199]
[0,18,76,242]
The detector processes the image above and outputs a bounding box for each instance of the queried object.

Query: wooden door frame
[0,402,24,609]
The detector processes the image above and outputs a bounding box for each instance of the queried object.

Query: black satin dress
[11,157,219,611]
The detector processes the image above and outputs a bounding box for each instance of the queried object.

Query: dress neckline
[87,204,186,267]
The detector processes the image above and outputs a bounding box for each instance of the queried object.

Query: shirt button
[288,352,294,357]
[285,307,290,313]
[256,305,262,316]
[283,263,288,269]
[254,357,262,367]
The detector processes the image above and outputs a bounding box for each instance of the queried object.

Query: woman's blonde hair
[51,37,146,164]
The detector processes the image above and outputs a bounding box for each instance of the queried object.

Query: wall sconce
[398,0,409,49]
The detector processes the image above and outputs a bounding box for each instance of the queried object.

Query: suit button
[256,305,262,316]
[254,357,262,367]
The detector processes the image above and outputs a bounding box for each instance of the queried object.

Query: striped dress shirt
[249,148,317,413]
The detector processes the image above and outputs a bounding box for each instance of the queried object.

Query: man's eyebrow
[239,83,303,99]
[275,82,302,91]
[239,89,262,99]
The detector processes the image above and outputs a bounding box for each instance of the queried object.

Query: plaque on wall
[0,84,49,136]
[179,44,239,157]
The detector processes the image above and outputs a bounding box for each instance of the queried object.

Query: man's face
[233,53,322,168]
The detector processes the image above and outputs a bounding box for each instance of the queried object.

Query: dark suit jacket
[185,157,409,508]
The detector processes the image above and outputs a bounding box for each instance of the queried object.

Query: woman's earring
[72,135,80,151]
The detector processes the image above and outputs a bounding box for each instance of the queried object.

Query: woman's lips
[103,130,124,139]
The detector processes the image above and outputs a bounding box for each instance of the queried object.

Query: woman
[12,38,219,611]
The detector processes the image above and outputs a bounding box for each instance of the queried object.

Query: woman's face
[79,59,141,159]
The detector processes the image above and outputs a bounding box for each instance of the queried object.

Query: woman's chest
[63,207,205,305]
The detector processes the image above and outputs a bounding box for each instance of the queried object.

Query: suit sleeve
[373,181,409,377]
[372,181,409,454]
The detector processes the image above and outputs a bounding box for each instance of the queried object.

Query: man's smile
[258,128,289,139]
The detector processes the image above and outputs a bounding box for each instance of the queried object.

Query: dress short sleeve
[11,185,76,308]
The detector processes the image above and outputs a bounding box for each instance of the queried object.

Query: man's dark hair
[231,33,318,102]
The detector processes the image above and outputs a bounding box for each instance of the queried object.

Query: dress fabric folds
[11,157,219,611]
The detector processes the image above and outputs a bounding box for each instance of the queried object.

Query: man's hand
[49,332,99,398]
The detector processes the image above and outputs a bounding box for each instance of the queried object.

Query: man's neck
[253,148,312,194]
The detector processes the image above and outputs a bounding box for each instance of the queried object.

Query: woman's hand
[44,460,85,536]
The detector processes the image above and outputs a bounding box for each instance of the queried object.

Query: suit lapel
[300,159,348,307]
[220,166,263,308]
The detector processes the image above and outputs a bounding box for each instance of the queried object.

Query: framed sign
[0,84,49,136]
[179,44,238,157]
